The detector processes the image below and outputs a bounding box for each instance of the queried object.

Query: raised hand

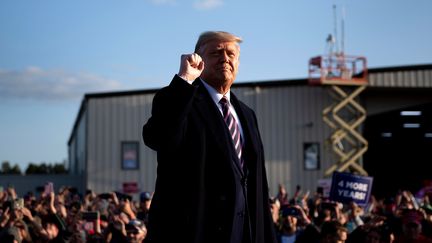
[178,53,204,81]
[21,207,35,222]
[0,207,10,227]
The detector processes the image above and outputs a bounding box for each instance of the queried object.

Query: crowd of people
[0,185,150,242]
[1,182,432,242]
[271,183,432,243]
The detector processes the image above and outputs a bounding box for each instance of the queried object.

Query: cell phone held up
[281,206,299,217]
[82,211,100,221]
[43,182,54,197]
[98,193,112,200]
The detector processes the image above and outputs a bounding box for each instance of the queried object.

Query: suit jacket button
[241,177,247,186]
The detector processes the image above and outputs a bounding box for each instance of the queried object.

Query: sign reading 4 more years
[329,172,373,206]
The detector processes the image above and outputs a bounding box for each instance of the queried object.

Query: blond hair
[194,31,242,54]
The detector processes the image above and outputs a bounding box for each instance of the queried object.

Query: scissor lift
[309,54,369,176]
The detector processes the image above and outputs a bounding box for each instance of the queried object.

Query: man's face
[282,215,298,233]
[140,200,151,210]
[199,40,240,93]
[127,228,147,243]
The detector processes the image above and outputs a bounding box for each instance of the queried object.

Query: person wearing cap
[140,192,152,204]
[126,219,147,243]
[137,192,152,225]
[278,205,313,243]
[143,31,277,243]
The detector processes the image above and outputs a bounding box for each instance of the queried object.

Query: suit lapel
[193,80,244,176]
[230,94,260,159]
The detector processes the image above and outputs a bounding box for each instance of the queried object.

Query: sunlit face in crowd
[324,229,347,243]
[127,227,147,243]
[334,229,347,243]
[140,200,151,211]
[199,40,240,94]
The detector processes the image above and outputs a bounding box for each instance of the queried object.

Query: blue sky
[1,0,431,170]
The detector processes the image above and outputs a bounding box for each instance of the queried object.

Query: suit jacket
[142,75,277,243]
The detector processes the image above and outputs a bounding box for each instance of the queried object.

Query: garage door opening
[363,103,432,199]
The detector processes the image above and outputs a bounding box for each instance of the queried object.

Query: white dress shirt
[182,75,244,139]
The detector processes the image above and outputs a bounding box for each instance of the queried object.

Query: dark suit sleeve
[143,75,198,152]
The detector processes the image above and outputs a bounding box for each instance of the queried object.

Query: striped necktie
[219,96,243,167]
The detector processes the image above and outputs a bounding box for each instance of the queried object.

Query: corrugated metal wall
[86,94,157,194]
[364,65,432,116]
[233,85,335,195]
[369,69,432,87]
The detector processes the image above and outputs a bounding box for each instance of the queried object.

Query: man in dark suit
[142,31,277,243]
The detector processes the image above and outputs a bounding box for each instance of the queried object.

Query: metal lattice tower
[309,54,369,176]
[308,5,368,176]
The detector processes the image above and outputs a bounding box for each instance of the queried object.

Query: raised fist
[178,53,204,81]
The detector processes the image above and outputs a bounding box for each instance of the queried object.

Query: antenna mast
[333,5,339,55]
[341,6,346,55]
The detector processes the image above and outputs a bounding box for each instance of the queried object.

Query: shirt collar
[200,78,231,105]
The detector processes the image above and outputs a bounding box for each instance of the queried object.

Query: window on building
[304,142,320,170]
[121,141,139,170]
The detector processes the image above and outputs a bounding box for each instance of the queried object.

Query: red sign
[123,182,139,193]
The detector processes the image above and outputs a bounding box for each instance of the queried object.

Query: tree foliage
[1,161,68,175]
[0,161,22,174]
[25,162,68,174]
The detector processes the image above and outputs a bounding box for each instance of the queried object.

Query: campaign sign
[329,172,373,206]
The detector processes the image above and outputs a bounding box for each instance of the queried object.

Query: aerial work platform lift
[309,6,369,176]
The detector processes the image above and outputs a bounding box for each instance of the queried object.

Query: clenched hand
[178,53,204,81]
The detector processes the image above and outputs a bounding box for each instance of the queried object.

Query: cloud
[194,0,223,10]
[0,67,124,101]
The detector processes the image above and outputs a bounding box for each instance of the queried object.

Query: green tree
[25,162,68,174]
[39,163,49,174]
[25,163,39,174]
[1,161,12,174]
[52,164,68,174]
[10,164,22,174]
[0,161,21,174]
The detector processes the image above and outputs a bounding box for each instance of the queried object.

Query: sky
[1,0,431,171]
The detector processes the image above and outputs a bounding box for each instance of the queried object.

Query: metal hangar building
[68,64,432,197]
